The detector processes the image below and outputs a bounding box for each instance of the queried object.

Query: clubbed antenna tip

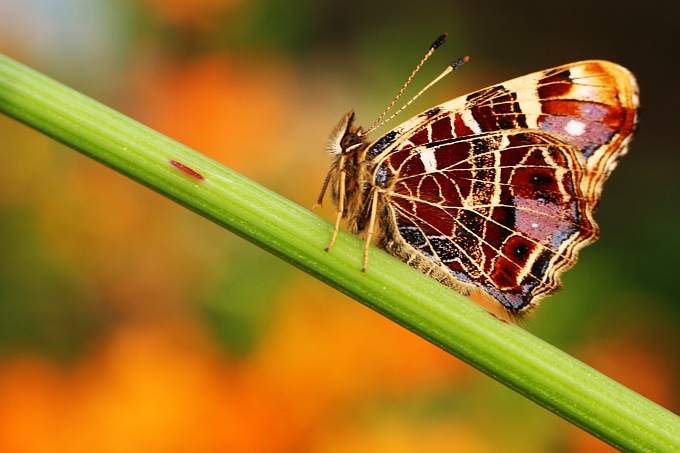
[430,33,448,51]
[451,55,470,70]
[363,34,467,136]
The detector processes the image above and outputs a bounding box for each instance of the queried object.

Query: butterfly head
[326,110,367,157]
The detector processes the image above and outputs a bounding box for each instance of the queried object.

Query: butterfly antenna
[362,33,449,136]
[363,55,469,136]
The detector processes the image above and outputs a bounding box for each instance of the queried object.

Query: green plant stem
[1,54,678,452]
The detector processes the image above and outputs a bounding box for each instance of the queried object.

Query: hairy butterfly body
[317,41,638,318]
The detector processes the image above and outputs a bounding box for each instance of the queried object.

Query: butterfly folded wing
[327,60,638,316]
[374,130,596,313]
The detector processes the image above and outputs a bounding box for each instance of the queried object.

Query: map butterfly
[316,35,639,318]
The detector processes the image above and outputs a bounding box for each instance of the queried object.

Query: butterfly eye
[340,133,363,153]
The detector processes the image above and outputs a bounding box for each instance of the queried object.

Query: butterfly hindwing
[377,129,594,311]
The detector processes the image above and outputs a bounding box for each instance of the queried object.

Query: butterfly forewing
[325,59,639,317]
[453,61,638,202]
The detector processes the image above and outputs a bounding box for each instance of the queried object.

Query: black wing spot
[530,172,554,187]
[425,107,441,118]
[513,242,529,259]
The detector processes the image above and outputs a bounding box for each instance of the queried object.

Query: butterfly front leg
[325,154,346,253]
[312,166,334,212]
[361,188,380,272]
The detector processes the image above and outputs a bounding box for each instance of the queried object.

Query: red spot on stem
[170,160,205,180]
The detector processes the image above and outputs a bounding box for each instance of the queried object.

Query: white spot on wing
[420,149,438,173]
[565,119,586,136]
[460,109,482,134]
[500,133,511,149]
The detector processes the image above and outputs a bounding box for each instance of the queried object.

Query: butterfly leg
[361,189,380,272]
[312,168,333,212]
[326,156,346,252]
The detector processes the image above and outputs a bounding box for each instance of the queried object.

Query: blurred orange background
[0,0,678,452]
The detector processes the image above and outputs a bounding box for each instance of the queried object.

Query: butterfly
[315,34,639,319]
